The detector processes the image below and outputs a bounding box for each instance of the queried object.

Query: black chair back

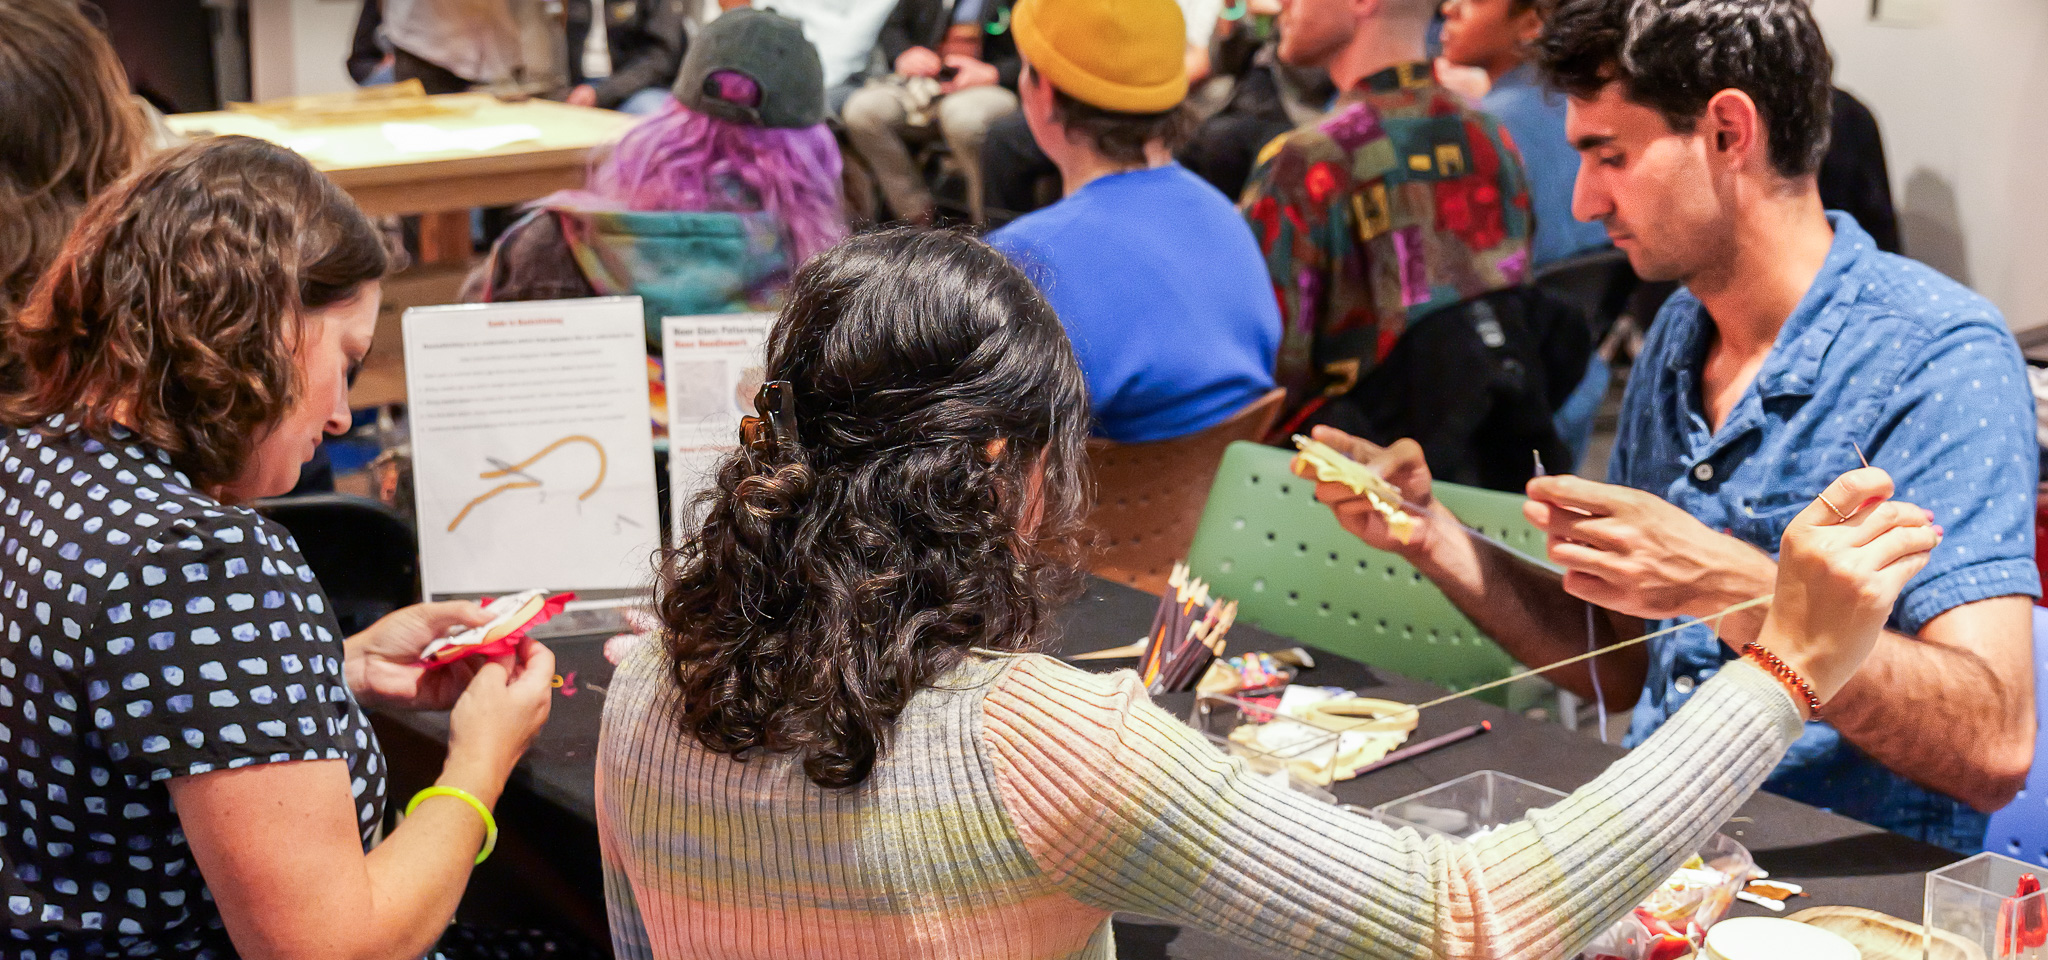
[254,493,420,635]
[1531,246,1637,346]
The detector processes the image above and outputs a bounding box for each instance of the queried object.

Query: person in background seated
[562,0,691,116]
[0,135,555,959]
[985,0,1279,444]
[598,226,1939,960]
[347,0,396,86]
[382,0,527,93]
[841,0,1022,225]
[1439,0,1604,268]
[1307,0,2037,853]
[978,0,1228,219]
[1178,37,1336,202]
[1240,0,1533,429]
[464,9,845,344]
[1438,0,1613,468]
[0,0,144,328]
[757,0,901,112]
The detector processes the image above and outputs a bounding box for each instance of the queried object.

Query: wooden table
[164,93,637,217]
[168,94,639,408]
[373,579,1958,955]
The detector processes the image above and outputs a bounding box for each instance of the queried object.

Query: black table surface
[378,579,1956,953]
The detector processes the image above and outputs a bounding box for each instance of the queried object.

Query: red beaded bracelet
[1741,642,1824,719]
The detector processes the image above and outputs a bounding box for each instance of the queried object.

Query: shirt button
[1674,675,1697,694]
[1693,462,1715,482]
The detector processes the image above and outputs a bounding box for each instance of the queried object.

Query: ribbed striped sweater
[596,646,1803,960]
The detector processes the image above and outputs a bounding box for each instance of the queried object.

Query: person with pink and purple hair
[464,8,846,345]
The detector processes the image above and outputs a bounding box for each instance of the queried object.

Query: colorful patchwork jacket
[1242,61,1534,421]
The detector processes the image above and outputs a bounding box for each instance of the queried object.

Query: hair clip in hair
[739,380,800,453]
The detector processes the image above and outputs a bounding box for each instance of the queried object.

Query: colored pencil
[1350,721,1492,777]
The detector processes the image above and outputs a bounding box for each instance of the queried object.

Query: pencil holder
[1138,562,1238,695]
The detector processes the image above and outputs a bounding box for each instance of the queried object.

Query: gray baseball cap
[671,9,826,129]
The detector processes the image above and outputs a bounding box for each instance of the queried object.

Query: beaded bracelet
[406,786,498,864]
[1741,642,1824,719]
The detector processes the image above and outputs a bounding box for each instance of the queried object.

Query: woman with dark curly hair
[0,135,555,959]
[598,227,1941,959]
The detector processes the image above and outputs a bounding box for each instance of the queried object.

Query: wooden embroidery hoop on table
[1301,697,1420,737]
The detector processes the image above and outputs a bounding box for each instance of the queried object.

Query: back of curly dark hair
[658,228,1093,789]
[0,135,387,495]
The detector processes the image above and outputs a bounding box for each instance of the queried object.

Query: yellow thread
[446,481,541,532]
[447,435,608,532]
[479,434,608,499]
[1396,594,1775,717]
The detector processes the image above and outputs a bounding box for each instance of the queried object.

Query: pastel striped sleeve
[601,817,656,960]
[596,653,659,960]
[979,654,1803,960]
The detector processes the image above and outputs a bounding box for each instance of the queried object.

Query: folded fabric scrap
[420,588,576,667]
[1225,685,1417,786]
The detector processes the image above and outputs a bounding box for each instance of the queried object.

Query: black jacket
[1819,86,1901,255]
[566,0,690,109]
[348,0,385,85]
[876,0,1022,90]
[1300,286,1590,492]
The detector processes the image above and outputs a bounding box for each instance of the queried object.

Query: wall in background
[250,0,360,102]
[1812,0,2048,333]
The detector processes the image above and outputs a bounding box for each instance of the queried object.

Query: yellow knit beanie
[1013,0,1189,113]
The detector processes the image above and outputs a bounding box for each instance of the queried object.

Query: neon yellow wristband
[406,786,498,864]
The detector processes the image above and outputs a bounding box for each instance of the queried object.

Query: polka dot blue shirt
[0,417,384,958]
[1609,212,2040,851]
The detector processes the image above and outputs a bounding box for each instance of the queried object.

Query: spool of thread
[1702,918,1860,960]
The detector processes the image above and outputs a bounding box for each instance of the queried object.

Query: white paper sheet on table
[405,297,661,597]
[382,121,542,154]
[660,313,774,541]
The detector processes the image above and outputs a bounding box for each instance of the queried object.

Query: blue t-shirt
[1611,212,2040,852]
[989,164,1281,443]
[1482,63,1610,269]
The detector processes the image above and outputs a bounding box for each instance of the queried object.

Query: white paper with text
[405,297,660,597]
[661,313,774,540]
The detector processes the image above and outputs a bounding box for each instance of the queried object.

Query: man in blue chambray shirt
[1301,0,2036,852]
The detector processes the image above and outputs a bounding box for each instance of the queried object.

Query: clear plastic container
[1926,851,2048,960]
[1369,770,1567,838]
[1363,771,1752,960]
[1189,693,1340,802]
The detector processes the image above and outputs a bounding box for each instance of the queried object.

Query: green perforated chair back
[1184,441,1552,708]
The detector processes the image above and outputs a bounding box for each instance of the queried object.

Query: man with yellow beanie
[1242,0,1536,434]
[986,0,1281,444]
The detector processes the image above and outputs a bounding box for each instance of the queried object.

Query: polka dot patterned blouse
[0,417,385,958]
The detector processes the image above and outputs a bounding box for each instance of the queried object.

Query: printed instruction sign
[405,297,661,597]
[661,313,774,539]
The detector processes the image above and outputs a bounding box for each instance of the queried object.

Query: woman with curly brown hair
[0,135,556,959]
[0,0,146,325]
[598,227,1941,960]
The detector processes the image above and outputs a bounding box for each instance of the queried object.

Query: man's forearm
[1409,503,1646,700]
[1821,601,2035,811]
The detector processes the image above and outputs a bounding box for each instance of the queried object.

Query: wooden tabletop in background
[165,93,636,217]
